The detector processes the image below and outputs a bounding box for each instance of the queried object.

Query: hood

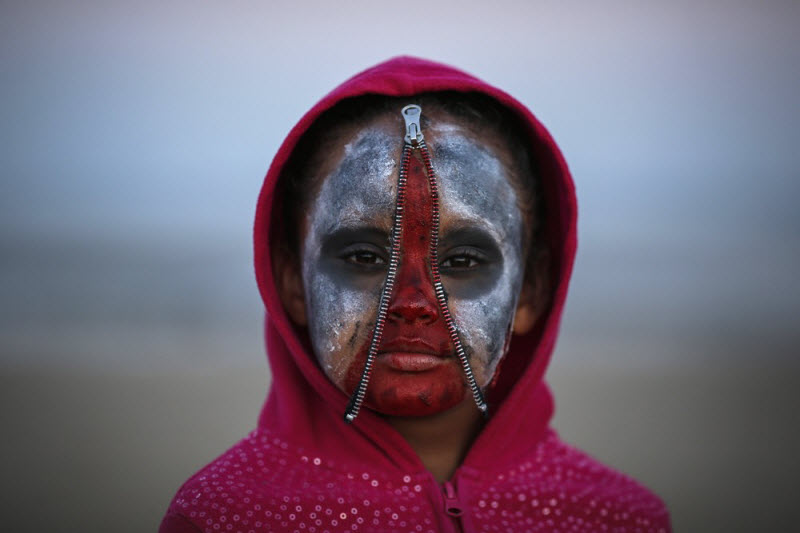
[253,56,577,474]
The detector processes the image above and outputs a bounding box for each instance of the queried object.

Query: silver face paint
[301,116,526,401]
[431,123,525,388]
[302,127,398,389]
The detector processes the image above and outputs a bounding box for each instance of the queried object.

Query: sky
[1,0,798,372]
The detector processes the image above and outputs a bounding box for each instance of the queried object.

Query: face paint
[300,108,526,420]
[301,127,397,389]
[431,124,526,389]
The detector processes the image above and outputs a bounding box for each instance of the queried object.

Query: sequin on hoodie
[160,56,671,533]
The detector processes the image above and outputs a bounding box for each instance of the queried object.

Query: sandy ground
[2,359,799,533]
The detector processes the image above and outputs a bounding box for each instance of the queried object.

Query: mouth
[378,338,453,372]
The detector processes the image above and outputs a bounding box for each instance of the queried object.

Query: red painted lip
[380,352,449,372]
[379,338,450,357]
[378,338,453,372]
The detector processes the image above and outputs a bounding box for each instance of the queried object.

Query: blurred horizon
[1,1,799,531]
[3,0,798,374]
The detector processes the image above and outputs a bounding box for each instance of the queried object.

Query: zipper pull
[443,481,464,517]
[402,104,424,146]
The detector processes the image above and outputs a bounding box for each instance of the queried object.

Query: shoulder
[554,433,670,523]
[161,428,397,531]
[469,430,671,532]
[160,429,301,532]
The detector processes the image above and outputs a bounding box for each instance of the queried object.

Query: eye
[440,247,487,272]
[344,250,386,265]
[338,243,388,269]
[441,256,479,269]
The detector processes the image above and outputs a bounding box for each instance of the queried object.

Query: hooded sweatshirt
[160,57,670,533]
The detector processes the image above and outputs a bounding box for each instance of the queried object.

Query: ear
[273,247,308,326]
[512,247,551,335]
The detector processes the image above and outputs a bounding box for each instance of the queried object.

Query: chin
[363,371,466,417]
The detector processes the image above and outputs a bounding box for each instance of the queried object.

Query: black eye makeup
[339,243,389,268]
[440,246,489,271]
[437,226,505,296]
[320,226,391,274]
[439,227,502,263]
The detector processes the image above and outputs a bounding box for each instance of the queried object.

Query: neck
[385,396,484,483]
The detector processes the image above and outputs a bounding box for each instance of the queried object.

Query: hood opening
[254,56,576,427]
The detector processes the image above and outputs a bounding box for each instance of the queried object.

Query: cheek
[447,259,522,387]
[304,268,379,387]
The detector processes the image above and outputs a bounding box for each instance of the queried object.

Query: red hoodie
[160,56,670,533]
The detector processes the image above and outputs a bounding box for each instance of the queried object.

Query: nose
[385,152,441,326]
[387,267,440,325]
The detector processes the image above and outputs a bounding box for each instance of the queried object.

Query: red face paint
[344,154,465,417]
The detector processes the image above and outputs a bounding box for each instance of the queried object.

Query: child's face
[299,111,527,417]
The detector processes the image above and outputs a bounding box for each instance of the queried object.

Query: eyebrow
[441,215,505,239]
[319,226,391,251]
[439,226,503,254]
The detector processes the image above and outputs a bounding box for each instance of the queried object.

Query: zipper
[402,104,424,146]
[442,480,465,532]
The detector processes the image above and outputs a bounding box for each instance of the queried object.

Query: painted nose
[387,267,439,325]
[386,152,440,326]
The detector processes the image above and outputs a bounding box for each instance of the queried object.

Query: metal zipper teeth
[345,105,488,421]
[344,144,411,423]
[419,140,488,416]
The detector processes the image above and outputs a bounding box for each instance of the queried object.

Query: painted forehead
[307,117,523,243]
[428,122,521,241]
[308,126,398,235]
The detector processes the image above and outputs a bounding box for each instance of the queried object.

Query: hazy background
[1,1,798,531]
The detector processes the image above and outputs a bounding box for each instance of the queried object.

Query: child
[161,56,670,533]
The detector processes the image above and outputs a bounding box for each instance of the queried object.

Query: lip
[379,352,449,372]
[379,338,446,356]
[378,338,452,372]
